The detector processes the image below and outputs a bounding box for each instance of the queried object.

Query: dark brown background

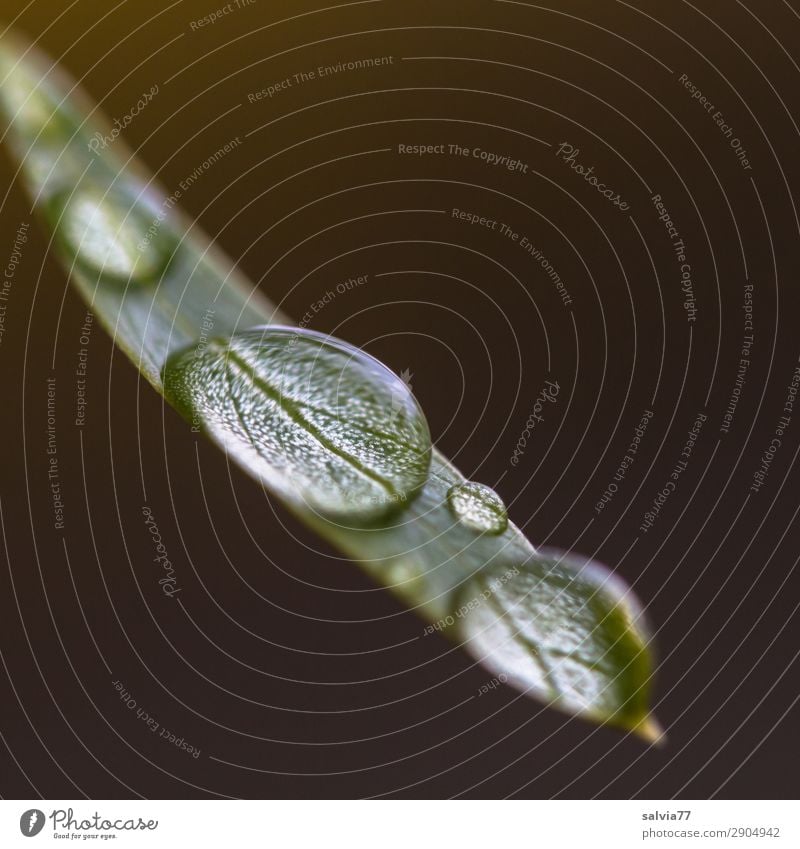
[1,0,799,798]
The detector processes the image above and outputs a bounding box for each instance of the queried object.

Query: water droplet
[455,549,655,730]
[52,186,170,283]
[0,51,86,185]
[447,481,508,534]
[163,327,433,523]
[0,57,68,141]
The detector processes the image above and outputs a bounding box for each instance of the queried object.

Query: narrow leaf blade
[0,31,660,739]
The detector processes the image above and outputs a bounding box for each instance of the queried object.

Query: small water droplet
[447,481,508,534]
[52,186,170,283]
[163,327,433,523]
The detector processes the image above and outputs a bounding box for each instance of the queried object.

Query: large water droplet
[455,549,655,731]
[164,327,433,523]
[447,481,508,534]
[52,186,170,283]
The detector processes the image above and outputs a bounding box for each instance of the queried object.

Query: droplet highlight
[447,481,508,535]
[53,186,170,283]
[163,327,433,523]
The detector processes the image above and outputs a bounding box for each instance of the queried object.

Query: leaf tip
[632,715,667,747]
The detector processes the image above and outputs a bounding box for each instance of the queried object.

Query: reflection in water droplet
[164,327,433,523]
[455,549,654,729]
[53,186,170,283]
[447,481,508,534]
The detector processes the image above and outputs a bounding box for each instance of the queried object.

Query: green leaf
[0,31,662,741]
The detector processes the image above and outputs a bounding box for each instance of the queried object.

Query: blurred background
[0,0,799,798]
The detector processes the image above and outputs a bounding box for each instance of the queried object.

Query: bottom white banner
[1,800,795,848]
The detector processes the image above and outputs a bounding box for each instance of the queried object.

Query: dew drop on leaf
[163,327,433,523]
[52,186,170,283]
[447,481,508,535]
[456,549,659,738]
[0,55,66,141]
